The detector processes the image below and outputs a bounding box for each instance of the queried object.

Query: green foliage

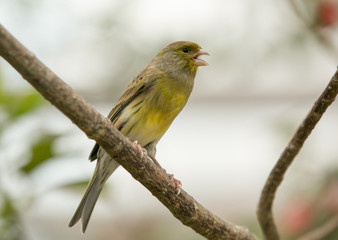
[1,91,44,120]
[1,194,17,221]
[0,75,44,122]
[20,134,59,174]
[0,194,23,240]
[0,68,60,239]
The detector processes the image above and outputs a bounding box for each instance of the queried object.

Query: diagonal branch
[257,69,338,240]
[0,24,258,240]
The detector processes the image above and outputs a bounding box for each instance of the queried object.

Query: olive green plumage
[69,41,208,232]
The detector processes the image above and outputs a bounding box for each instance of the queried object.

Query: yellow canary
[68,41,209,232]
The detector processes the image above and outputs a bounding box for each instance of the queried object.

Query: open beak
[193,49,210,67]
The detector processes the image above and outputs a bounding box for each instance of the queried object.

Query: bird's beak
[193,50,210,67]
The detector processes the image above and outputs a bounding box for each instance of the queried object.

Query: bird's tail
[69,153,119,233]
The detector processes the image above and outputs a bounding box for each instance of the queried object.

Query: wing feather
[88,68,152,161]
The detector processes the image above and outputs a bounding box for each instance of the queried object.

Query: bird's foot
[168,173,182,195]
[149,156,182,195]
[133,140,147,157]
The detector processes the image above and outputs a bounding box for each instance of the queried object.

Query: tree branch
[0,24,258,240]
[257,68,338,240]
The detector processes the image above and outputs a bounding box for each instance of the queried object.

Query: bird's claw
[139,148,182,195]
[133,140,147,157]
[168,173,182,195]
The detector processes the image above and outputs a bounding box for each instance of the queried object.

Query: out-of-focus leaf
[20,134,59,174]
[0,194,22,240]
[0,194,17,219]
[2,91,44,120]
[0,67,43,125]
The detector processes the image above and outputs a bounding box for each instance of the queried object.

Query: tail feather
[69,151,120,232]
[68,173,103,233]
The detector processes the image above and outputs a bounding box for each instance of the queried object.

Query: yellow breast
[116,82,191,147]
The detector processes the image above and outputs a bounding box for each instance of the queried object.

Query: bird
[68,41,209,233]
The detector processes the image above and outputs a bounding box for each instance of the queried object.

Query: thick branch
[0,24,258,240]
[257,69,338,240]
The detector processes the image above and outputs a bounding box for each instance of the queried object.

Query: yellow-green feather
[114,71,193,157]
[70,41,206,233]
[100,41,201,158]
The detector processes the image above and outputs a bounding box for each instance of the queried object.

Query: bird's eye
[182,48,189,53]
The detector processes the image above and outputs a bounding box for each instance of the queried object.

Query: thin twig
[257,69,338,240]
[0,24,258,240]
[298,215,338,240]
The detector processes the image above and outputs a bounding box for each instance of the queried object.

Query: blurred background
[1,0,338,239]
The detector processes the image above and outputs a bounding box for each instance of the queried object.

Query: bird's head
[154,41,209,76]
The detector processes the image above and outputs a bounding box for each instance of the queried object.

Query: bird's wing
[88,67,152,161]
